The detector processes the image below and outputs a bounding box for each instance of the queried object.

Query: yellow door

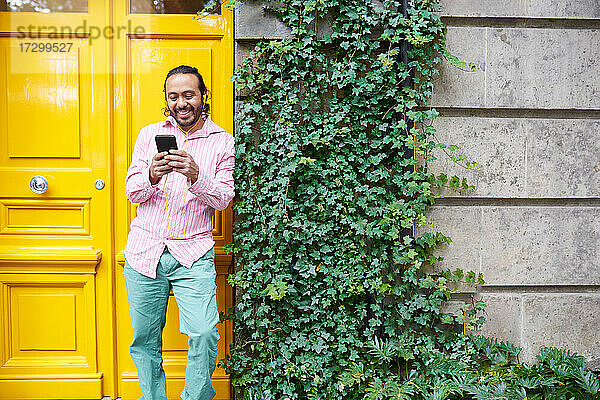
[0,0,234,398]
[0,0,114,398]
[112,1,234,400]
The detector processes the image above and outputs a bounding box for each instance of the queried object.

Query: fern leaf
[573,367,600,395]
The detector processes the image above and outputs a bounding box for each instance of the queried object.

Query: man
[124,65,234,400]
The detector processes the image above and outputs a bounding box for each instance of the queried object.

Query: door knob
[30,175,49,194]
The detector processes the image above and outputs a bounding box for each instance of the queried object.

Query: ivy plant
[219,0,600,398]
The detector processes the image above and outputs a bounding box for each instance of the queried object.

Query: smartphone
[155,134,178,153]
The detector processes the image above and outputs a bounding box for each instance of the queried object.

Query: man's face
[165,73,204,127]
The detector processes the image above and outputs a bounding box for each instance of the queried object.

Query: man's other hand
[165,150,199,183]
[149,152,172,185]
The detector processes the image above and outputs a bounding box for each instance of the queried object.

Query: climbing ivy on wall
[220,0,600,398]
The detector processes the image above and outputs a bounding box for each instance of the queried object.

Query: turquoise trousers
[124,247,219,400]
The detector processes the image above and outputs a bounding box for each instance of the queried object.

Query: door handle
[30,175,49,194]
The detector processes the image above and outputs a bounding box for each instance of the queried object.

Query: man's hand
[149,152,172,185]
[165,149,199,183]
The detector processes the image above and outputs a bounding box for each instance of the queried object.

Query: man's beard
[171,105,201,127]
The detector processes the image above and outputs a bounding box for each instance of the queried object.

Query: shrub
[220,0,600,398]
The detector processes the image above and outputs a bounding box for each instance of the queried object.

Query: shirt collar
[162,113,225,138]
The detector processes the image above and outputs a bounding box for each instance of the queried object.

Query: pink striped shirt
[124,114,235,278]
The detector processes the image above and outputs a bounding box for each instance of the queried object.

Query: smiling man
[123,65,235,400]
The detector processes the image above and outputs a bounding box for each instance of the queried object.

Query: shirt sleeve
[125,127,157,204]
[188,134,235,211]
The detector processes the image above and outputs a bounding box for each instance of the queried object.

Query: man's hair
[163,65,210,115]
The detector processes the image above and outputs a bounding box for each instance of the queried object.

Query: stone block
[478,293,522,346]
[430,117,600,198]
[526,119,600,197]
[235,99,243,113]
[431,27,486,108]
[431,117,527,198]
[234,100,243,132]
[486,28,600,109]
[234,1,333,39]
[235,1,292,39]
[235,40,256,69]
[521,294,600,366]
[433,27,600,109]
[480,207,600,285]
[441,299,468,317]
[439,0,600,19]
[442,293,522,345]
[419,206,481,275]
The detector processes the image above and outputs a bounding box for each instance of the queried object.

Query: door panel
[0,274,101,398]
[0,199,90,236]
[0,1,113,398]
[1,274,98,372]
[113,2,233,400]
[130,42,212,136]
[4,39,86,158]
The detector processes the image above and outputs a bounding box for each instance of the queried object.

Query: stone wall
[234,0,600,368]
[431,1,600,367]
